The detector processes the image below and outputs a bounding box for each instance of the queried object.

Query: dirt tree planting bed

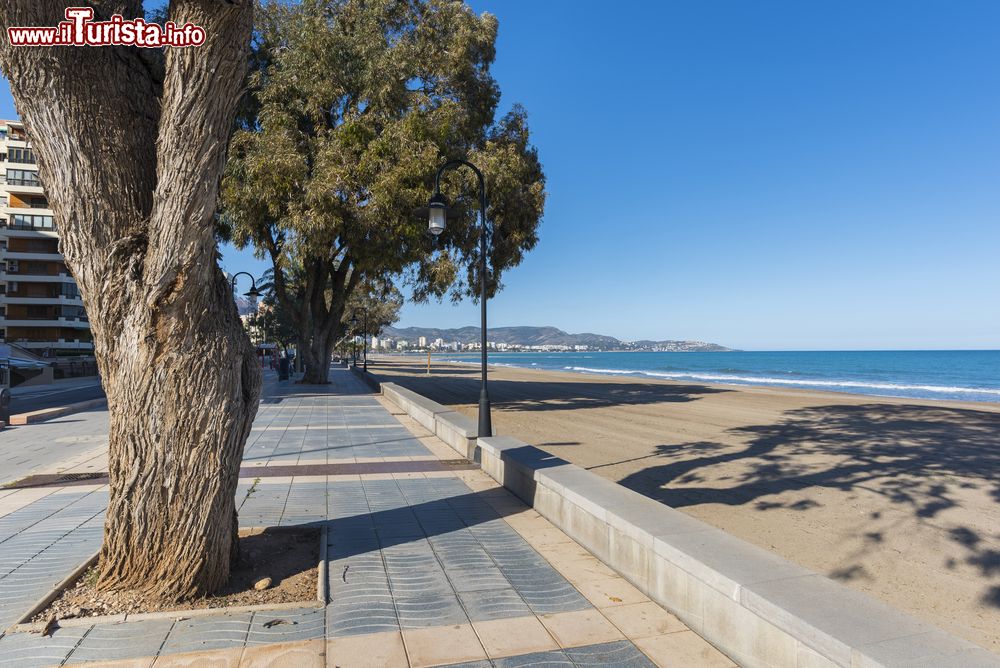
[31,527,320,622]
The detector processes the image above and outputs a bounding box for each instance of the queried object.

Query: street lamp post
[349,314,359,367]
[427,159,492,438]
[361,309,368,371]
[229,271,261,301]
[358,308,369,372]
[230,272,262,368]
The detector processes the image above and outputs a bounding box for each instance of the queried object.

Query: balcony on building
[1,121,29,144]
[0,167,44,195]
[1,234,61,261]
[2,192,51,218]
[0,255,76,283]
[1,324,94,353]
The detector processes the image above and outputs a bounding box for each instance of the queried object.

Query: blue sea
[435,350,1000,403]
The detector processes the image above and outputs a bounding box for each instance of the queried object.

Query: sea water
[435,350,1000,403]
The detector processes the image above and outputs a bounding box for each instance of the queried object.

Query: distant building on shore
[0,119,93,360]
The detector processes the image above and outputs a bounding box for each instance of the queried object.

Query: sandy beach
[367,355,1000,652]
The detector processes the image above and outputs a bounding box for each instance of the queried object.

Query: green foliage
[345,278,404,338]
[220,0,546,358]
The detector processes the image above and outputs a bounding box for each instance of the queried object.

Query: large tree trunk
[293,262,355,385]
[0,1,259,600]
[300,322,337,384]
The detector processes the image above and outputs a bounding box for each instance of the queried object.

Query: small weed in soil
[32,527,319,622]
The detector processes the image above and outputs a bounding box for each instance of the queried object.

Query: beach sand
[367,356,1000,652]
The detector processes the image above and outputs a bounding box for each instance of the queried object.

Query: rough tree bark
[266,242,359,385]
[0,1,260,600]
[298,267,357,384]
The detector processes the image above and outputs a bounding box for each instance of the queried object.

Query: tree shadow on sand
[617,402,1000,609]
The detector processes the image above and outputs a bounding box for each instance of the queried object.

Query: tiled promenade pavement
[0,411,108,487]
[0,366,734,667]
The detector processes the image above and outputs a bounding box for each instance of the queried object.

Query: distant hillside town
[368,326,731,353]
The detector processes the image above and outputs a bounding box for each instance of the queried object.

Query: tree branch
[145,0,253,309]
[263,228,302,330]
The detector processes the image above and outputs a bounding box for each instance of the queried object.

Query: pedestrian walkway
[0,411,108,487]
[0,366,734,667]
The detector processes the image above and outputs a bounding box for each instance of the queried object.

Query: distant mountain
[379,325,731,352]
[629,339,731,352]
[235,296,258,316]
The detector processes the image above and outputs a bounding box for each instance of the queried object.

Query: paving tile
[66,618,175,663]
[458,588,532,621]
[402,623,487,668]
[246,606,325,645]
[325,630,407,667]
[329,553,388,586]
[395,592,469,628]
[325,591,399,637]
[545,555,618,584]
[447,566,509,593]
[600,601,688,640]
[632,631,737,667]
[90,658,156,668]
[0,626,89,668]
[539,609,625,648]
[473,615,559,659]
[152,646,242,667]
[159,613,253,655]
[503,572,591,616]
[564,640,657,667]
[492,649,575,667]
[571,575,649,609]
[239,638,324,667]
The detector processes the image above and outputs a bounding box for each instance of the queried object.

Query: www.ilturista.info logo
[7,7,205,48]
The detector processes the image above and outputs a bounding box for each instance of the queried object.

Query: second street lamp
[362,309,369,371]
[349,314,359,367]
[427,159,492,438]
[352,308,370,371]
[229,271,261,300]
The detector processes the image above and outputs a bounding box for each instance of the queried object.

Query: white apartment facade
[0,119,93,357]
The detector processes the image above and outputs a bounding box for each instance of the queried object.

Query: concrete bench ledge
[476,436,998,668]
[434,410,479,460]
[380,382,480,460]
[7,398,107,426]
[380,383,448,431]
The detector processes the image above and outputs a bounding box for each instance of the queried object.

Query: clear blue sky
[2,1,998,350]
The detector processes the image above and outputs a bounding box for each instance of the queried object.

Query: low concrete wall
[376,378,999,668]
[350,366,382,393]
[8,398,107,426]
[379,382,478,460]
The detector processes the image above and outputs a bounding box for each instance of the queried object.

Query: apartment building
[0,119,93,357]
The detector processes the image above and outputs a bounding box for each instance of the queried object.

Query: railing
[3,270,61,277]
[5,292,76,300]
[7,150,36,164]
[4,202,50,210]
[4,177,42,187]
[3,217,55,231]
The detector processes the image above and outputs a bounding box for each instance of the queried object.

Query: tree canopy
[221,0,545,382]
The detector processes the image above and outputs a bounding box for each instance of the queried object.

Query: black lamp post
[427,159,492,438]
[229,271,261,300]
[349,314,359,367]
[357,308,369,372]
